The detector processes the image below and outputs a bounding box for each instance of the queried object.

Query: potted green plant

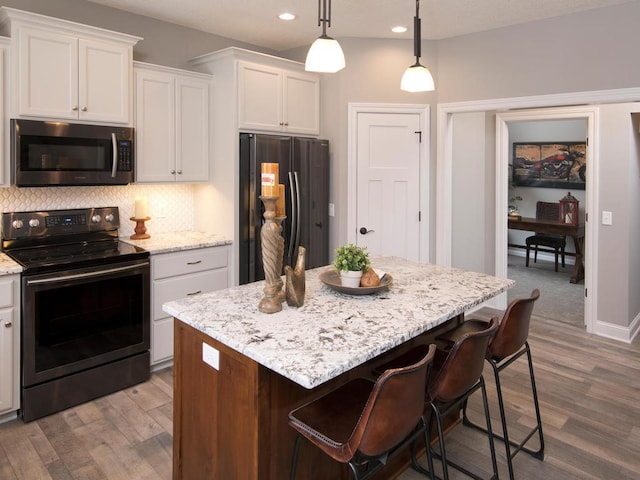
[333,243,370,287]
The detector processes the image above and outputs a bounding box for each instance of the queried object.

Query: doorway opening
[505,118,587,329]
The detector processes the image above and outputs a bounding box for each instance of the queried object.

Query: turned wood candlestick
[130,216,151,239]
[258,196,283,314]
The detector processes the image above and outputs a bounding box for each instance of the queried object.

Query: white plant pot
[340,270,363,288]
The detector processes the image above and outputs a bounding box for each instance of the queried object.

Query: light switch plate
[328,203,335,217]
[602,211,612,226]
[202,343,220,370]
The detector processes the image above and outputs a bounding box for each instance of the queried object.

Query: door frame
[496,107,597,334]
[347,103,430,262]
[436,86,640,336]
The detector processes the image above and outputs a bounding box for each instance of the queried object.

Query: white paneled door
[355,112,421,260]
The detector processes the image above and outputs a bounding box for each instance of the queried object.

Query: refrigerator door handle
[287,171,298,261]
[293,171,301,258]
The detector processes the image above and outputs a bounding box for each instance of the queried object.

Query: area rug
[507,255,584,328]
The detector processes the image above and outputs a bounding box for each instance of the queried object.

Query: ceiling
[86,0,634,51]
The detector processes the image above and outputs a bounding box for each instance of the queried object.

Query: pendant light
[305,0,345,73]
[400,0,435,92]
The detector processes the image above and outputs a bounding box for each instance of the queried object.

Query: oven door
[22,259,150,388]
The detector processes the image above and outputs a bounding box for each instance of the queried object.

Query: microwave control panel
[118,140,133,171]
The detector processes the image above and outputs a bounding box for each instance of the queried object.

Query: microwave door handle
[111,133,118,178]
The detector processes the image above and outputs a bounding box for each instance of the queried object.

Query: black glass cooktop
[5,239,148,274]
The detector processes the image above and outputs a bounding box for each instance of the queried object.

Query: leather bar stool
[373,318,501,480]
[436,289,544,480]
[288,344,436,480]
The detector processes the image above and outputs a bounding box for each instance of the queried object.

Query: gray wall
[436,2,640,103]
[1,0,275,69]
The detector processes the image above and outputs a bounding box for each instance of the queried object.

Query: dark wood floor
[1,310,638,479]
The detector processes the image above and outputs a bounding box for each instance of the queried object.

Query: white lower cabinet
[151,246,229,365]
[0,275,20,417]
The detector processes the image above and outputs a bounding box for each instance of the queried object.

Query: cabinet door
[18,26,78,120]
[176,76,209,182]
[135,69,176,183]
[283,71,320,135]
[0,308,15,414]
[79,39,130,123]
[238,62,283,132]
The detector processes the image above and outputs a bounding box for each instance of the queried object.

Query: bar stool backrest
[488,289,540,361]
[428,318,499,404]
[357,344,435,458]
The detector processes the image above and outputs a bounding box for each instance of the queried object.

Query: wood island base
[172,317,463,480]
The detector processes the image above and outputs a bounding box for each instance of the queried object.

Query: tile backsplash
[0,184,195,238]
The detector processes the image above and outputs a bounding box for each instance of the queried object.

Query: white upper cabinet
[1,7,140,124]
[238,61,319,135]
[135,63,210,183]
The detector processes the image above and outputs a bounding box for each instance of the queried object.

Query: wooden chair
[436,289,544,480]
[525,201,566,272]
[288,344,436,480]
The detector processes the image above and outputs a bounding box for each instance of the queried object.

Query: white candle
[135,196,148,219]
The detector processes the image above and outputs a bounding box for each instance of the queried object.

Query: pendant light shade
[401,0,435,92]
[305,0,345,73]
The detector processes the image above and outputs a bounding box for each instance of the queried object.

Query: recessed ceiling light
[392,26,408,33]
[279,12,296,21]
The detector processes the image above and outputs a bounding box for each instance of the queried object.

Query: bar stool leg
[479,377,499,480]
[290,435,302,480]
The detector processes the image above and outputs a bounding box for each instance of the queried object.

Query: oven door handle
[26,263,147,285]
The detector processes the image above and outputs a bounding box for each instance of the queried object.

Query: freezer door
[239,133,292,284]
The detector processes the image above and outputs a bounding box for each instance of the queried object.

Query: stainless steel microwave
[11,119,134,187]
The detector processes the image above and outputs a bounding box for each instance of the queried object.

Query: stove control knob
[28,218,40,228]
[91,214,102,224]
[12,220,23,229]
[105,213,114,223]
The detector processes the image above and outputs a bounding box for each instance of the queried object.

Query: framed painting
[512,142,586,189]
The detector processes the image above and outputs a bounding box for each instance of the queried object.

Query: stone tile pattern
[0,184,195,238]
[0,254,21,274]
[164,256,514,389]
[122,231,231,254]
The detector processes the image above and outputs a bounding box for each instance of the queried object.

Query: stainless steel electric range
[1,207,150,422]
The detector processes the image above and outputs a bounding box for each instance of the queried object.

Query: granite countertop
[121,231,232,254]
[0,253,22,275]
[163,256,514,389]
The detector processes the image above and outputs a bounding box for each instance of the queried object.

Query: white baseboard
[592,315,639,344]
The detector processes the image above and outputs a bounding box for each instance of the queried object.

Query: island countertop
[163,256,514,389]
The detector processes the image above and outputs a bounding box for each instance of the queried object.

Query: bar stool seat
[436,289,544,480]
[288,344,436,480]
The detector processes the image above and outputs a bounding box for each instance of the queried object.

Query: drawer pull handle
[187,290,202,296]
[4,321,11,328]
[187,260,202,265]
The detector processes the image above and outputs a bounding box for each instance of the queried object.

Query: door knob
[360,227,374,235]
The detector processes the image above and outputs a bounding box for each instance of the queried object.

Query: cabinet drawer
[0,279,14,309]
[153,269,228,320]
[151,317,174,364]
[153,247,228,280]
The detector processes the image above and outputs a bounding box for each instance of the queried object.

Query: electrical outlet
[328,203,335,217]
[202,343,219,370]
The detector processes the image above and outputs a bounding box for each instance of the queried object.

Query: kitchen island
[164,257,513,479]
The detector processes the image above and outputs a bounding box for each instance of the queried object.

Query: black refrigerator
[239,133,330,285]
